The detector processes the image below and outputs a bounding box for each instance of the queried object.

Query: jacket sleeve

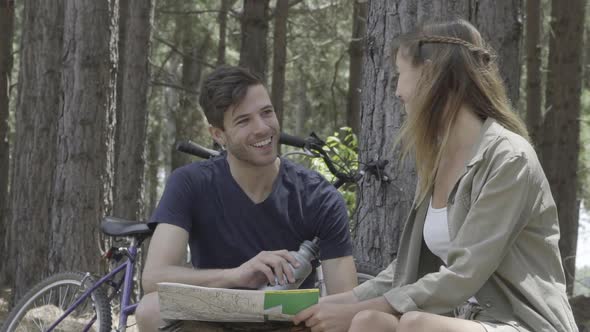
[382,155,533,314]
[352,259,397,301]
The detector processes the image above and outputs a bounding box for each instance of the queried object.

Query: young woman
[293,19,578,332]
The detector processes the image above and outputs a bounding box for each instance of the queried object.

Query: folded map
[158,282,319,322]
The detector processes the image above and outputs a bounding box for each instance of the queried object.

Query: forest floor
[0,286,10,327]
[0,285,139,331]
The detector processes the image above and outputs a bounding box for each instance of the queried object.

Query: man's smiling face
[213,84,279,167]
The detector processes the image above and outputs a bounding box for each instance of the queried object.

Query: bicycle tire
[2,271,112,332]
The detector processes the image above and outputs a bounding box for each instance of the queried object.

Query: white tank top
[423,198,478,304]
[423,198,450,261]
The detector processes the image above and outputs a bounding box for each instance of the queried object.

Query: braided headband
[418,35,492,62]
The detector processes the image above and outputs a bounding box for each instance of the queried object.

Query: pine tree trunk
[49,0,118,274]
[353,0,420,272]
[346,0,367,136]
[217,0,233,66]
[471,0,523,107]
[171,20,209,171]
[239,0,269,82]
[525,0,542,145]
[0,0,14,285]
[271,0,289,129]
[8,0,63,302]
[540,0,586,296]
[113,0,154,221]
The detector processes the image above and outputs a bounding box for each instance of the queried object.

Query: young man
[135,66,358,331]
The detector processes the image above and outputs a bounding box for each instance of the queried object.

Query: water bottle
[259,237,320,290]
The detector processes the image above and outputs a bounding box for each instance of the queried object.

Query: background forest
[1,0,590,329]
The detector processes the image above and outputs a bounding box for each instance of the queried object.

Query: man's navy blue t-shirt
[149,154,352,289]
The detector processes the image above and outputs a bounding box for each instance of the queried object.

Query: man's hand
[292,303,359,332]
[228,250,301,289]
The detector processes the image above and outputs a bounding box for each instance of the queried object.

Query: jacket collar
[465,117,503,168]
[410,117,504,207]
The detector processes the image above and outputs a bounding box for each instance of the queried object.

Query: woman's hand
[292,303,360,332]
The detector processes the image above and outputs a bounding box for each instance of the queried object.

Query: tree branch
[151,81,199,95]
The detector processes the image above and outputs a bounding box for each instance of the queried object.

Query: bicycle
[1,131,389,332]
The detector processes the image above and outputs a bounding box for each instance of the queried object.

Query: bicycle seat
[101,216,153,237]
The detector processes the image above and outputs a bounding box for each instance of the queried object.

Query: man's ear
[209,126,225,147]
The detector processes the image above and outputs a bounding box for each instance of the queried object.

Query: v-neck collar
[223,156,284,206]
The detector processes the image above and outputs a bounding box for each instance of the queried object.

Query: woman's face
[395,49,422,112]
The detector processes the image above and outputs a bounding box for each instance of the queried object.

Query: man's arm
[142,223,301,294]
[142,223,236,293]
[321,255,358,294]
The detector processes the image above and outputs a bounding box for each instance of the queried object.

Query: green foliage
[308,127,358,219]
[575,265,590,296]
[281,0,353,138]
[579,90,590,205]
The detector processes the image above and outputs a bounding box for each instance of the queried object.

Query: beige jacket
[353,118,578,332]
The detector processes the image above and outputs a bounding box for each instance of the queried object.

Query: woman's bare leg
[348,310,399,332]
[397,311,487,332]
[348,310,487,332]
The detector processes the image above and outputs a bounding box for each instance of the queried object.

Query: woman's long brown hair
[394,19,528,203]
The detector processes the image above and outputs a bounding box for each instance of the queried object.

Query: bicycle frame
[46,239,140,332]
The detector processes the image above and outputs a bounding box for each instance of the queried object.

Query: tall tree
[525,0,542,144]
[271,0,289,129]
[239,0,270,81]
[471,1,523,106]
[353,0,419,273]
[49,0,118,274]
[0,0,14,285]
[113,0,154,221]
[217,0,233,66]
[540,0,586,296]
[346,0,367,135]
[170,15,210,171]
[8,0,63,301]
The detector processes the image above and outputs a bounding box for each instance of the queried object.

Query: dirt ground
[0,285,140,331]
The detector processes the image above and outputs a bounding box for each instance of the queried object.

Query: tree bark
[8,0,63,302]
[353,0,420,273]
[113,0,154,221]
[271,0,289,130]
[171,19,209,170]
[0,0,14,285]
[540,0,586,296]
[217,0,233,66]
[525,0,542,145]
[49,0,118,274]
[239,0,270,82]
[346,0,367,136]
[470,0,523,108]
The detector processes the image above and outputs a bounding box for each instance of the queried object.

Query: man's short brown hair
[199,66,263,128]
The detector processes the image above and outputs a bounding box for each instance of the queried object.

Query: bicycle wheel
[2,271,112,332]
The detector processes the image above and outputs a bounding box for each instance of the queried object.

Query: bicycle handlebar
[175,132,390,187]
[175,133,322,159]
[279,132,306,148]
[175,141,220,159]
